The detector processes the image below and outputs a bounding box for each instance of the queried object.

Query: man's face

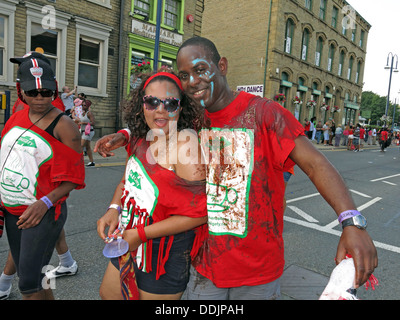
[177,45,222,110]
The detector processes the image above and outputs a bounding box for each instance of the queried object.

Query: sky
[348,0,400,102]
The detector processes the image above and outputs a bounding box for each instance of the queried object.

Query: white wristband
[108,204,121,214]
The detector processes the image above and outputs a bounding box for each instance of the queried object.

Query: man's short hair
[178,36,221,66]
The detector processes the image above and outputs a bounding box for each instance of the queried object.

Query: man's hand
[93,132,127,158]
[336,226,378,288]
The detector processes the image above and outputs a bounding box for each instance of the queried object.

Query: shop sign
[131,20,183,47]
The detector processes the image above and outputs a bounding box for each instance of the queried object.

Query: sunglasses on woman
[143,95,180,113]
[24,89,54,97]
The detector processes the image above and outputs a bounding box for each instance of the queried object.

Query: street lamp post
[153,0,163,72]
[384,52,398,127]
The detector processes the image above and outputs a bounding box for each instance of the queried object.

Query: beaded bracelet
[338,210,360,223]
[40,196,53,210]
[136,224,147,243]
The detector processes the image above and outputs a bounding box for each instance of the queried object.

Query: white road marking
[382,181,397,186]
[371,173,400,182]
[287,206,319,223]
[284,194,400,254]
[286,192,320,203]
[350,189,371,198]
[284,216,400,254]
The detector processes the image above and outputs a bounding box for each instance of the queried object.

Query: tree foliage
[360,91,399,125]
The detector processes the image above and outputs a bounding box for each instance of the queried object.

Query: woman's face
[22,89,53,112]
[143,80,181,137]
[82,101,89,111]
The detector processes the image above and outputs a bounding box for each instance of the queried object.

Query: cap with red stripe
[11,52,56,92]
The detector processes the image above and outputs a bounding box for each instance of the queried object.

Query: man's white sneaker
[45,261,78,279]
[0,285,11,300]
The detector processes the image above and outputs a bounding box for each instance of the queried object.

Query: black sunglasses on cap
[24,89,54,97]
[143,95,180,113]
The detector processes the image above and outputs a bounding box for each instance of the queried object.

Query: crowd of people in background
[304,117,399,153]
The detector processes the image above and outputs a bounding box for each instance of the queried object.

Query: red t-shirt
[0,109,85,219]
[360,128,365,139]
[123,138,207,278]
[193,92,305,287]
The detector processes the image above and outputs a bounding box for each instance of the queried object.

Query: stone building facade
[201,0,371,126]
[0,0,204,135]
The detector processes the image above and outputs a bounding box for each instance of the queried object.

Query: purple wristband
[40,196,53,209]
[338,210,360,223]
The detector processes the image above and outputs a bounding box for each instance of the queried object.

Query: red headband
[143,72,183,91]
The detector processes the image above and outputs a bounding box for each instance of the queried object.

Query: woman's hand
[97,209,120,241]
[17,200,48,229]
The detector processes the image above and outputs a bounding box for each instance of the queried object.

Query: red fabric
[119,138,207,298]
[193,92,305,287]
[0,109,85,219]
[359,128,365,139]
[381,130,388,141]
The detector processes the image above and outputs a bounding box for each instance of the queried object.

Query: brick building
[201,0,371,126]
[0,0,204,135]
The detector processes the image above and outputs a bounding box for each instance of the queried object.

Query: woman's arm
[123,215,207,252]
[54,115,82,153]
[97,156,129,240]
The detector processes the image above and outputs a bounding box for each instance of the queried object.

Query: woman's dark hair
[123,70,204,140]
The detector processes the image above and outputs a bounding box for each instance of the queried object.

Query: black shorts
[5,203,67,294]
[111,230,195,295]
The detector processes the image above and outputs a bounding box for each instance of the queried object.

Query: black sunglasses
[143,95,180,113]
[24,89,54,97]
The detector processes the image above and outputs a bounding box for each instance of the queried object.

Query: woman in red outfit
[97,71,207,300]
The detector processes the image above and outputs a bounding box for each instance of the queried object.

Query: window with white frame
[0,1,16,86]
[78,38,100,88]
[75,18,111,96]
[30,22,58,73]
[0,16,5,78]
[87,0,112,9]
[25,2,70,88]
